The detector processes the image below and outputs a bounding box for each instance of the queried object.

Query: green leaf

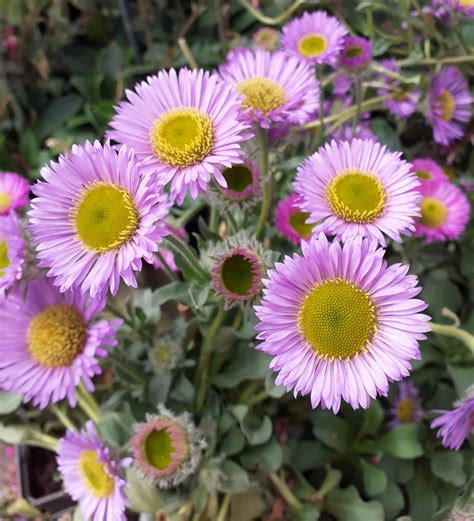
[97,412,134,448]
[406,463,438,521]
[377,425,423,459]
[361,460,388,496]
[152,281,193,308]
[0,391,22,415]
[292,441,332,471]
[240,413,272,446]
[296,505,321,521]
[421,270,462,321]
[374,481,404,519]
[358,401,384,439]
[221,427,246,456]
[230,487,266,521]
[447,365,474,397]
[312,414,349,452]
[125,467,164,513]
[325,485,384,521]
[213,349,271,389]
[37,95,83,139]
[148,373,172,404]
[379,455,414,484]
[0,423,32,444]
[7,498,45,519]
[220,460,251,493]
[370,118,401,152]
[169,373,195,403]
[240,437,283,473]
[430,451,467,487]
[265,372,286,398]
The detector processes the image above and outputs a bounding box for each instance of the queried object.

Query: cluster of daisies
[0,6,473,521]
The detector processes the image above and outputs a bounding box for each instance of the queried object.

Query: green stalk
[430,323,474,353]
[237,0,304,25]
[452,25,472,55]
[163,234,210,285]
[108,351,148,385]
[50,404,76,431]
[28,430,59,452]
[210,205,219,234]
[352,74,363,134]
[106,303,135,330]
[269,472,303,511]
[155,251,179,281]
[76,389,100,424]
[397,55,474,67]
[175,200,206,227]
[216,494,231,521]
[177,37,198,69]
[255,127,271,240]
[195,304,226,411]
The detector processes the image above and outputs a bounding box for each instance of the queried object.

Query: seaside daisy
[441,0,474,16]
[431,386,474,450]
[131,407,206,488]
[275,194,315,244]
[388,381,423,428]
[107,68,251,204]
[415,180,470,242]
[0,171,29,215]
[218,48,319,128]
[281,10,348,65]
[203,231,273,307]
[0,213,26,294]
[253,27,279,50]
[330,121,377,143]
[426,66,472,146]
[410,158,448,183]
[57,421,130,521]
[294,139,421,245]
[0,276,121,409]
[29,141,170,297]
[254,234,431,413]
[339,36,372,71]
[377,59,421,118]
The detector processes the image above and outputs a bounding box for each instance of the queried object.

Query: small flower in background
[57,421,130,521]
[108,69,251,204]
[330,121,377,143]
[254,234,431,413]
[131,407,206,488]
[439,0,474,17]
[332,74,353,97]
[294,139,421,246]
[2,26,17,60]
[207,156,261,212]
[410,158,449,184]
[281,10,348,65]
[431,385,474,450]
[0,276,121,409]
[415,180,470,242]
[0,172,29,215]
[148,335,183,373]
[151,224,186,273]
[274,194,314,244]
[389,381,423,428]
[338,35,372,71]
[426,66,472,146]
[29,141,170,297]
[218,48,319,128]
[253,27,279,50]
[377,59,421,118]
[0,213,26,294]
[203,231,273,308]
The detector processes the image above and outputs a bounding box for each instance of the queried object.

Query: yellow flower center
[297,34,328,58]
[73,182,139,252]
[0,241,9,278]
[78,450,115,498]
[326,171,386,224]
[460,0,474,6]
[220,254,256,297]
[396,398,415,423]
[237,77,287,115]
[416,170,432,180]
[344,45,363,59]
[150,108,214,168]
[0,192,12,211]
[222,165,253,193]
[436,90,455,122]
[289,211,314,239]
[27,304,87,367]
[144,428,175,471]
[419,197,447,228]
[298,279,377,360]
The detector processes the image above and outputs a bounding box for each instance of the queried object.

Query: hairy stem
[255,127,271,239]
[430,323,474,353]
[269,472,303,511]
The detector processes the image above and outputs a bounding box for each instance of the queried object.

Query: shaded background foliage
[0,1,473,520]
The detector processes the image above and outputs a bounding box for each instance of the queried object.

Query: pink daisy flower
[338,36,372,71]
[0,213,26,294]
[218,48,319,128]
[281,10,348,65]
[107,68,251,204]
[0,277,121,409]
[275,194,315,244]
[415,180,470,242]
[254,233,431,413]
[426,66,472,146]
[294,139,421,246]
[388,381,423,428]
[131,407,206,488]
[29,141,170,297]
[410,158,448,183]
[440,0,474,17]
[0,171,29,215]
[330,121,377,143]
[431,386,474,450]
[57,421,130,521]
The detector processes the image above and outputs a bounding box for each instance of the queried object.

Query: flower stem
[352,74,363,134]
[430,322,474,353]
[452,25,472,56]
[163,234,210,285]
[108,351,148,385]
[106,303,135,329]
[237,0,304,25]
[195,303,226,411]
[210,205,219,234]
[269,472,303,511]
[397,55,474,67]
[50,404,76,431]
[155,251,179,281]
[177,37,198,69]
[216,494,231,521]
[255,127,271,240]
[76,388,100,424]
[28,430,59,452]
[175,200,206,227]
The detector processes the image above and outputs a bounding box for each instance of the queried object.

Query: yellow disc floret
[419,197,447,228]
[222,165,253,193]
[0,241,9,278]
[27,304,87,367]
[78,450,115,498]
[297,34,328,58]
[73,182,139,252]
[289,211,314,239]
[415,170,432,180]
[326,170,386,224]
[396,398,415,423]
[237,77,287,115]
[150,108,214,168]
[0,192,12,212]
[436,90,456,122]
[298,279,377,360]
[144,428,175,471]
